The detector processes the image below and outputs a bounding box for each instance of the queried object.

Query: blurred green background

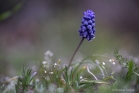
[0,0,139,76]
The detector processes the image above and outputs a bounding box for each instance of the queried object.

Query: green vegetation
[0,50,139,93]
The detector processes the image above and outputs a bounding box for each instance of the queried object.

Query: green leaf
[125,60,134,80]
[133,71,139,77]
[0,11,12,21]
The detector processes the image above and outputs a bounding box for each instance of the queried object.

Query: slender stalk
[87,66,98,80]
[68,37,84,67]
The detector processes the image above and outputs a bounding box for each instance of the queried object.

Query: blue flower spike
[68,10,96,67]
[79,10,96,41]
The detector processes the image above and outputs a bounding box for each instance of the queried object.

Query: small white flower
[95,60,100,64]
[80,76,83,79]
[36,79,39,82]
[54,63,59,67]
[42,61,47,64]
[49,72,53,74]
[109,59,112,62]
[45,50,53,56]
[54,63,58,66]
[112,62,115,65]
[44,70,47,73]
[102,62,105,65]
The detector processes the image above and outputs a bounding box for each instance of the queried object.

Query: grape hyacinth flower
[68,10,96,67]
[79,10,95,41]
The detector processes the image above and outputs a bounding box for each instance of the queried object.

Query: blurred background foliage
[0,0,139,78]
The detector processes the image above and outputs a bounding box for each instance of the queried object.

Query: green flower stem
[68,37,84,67]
